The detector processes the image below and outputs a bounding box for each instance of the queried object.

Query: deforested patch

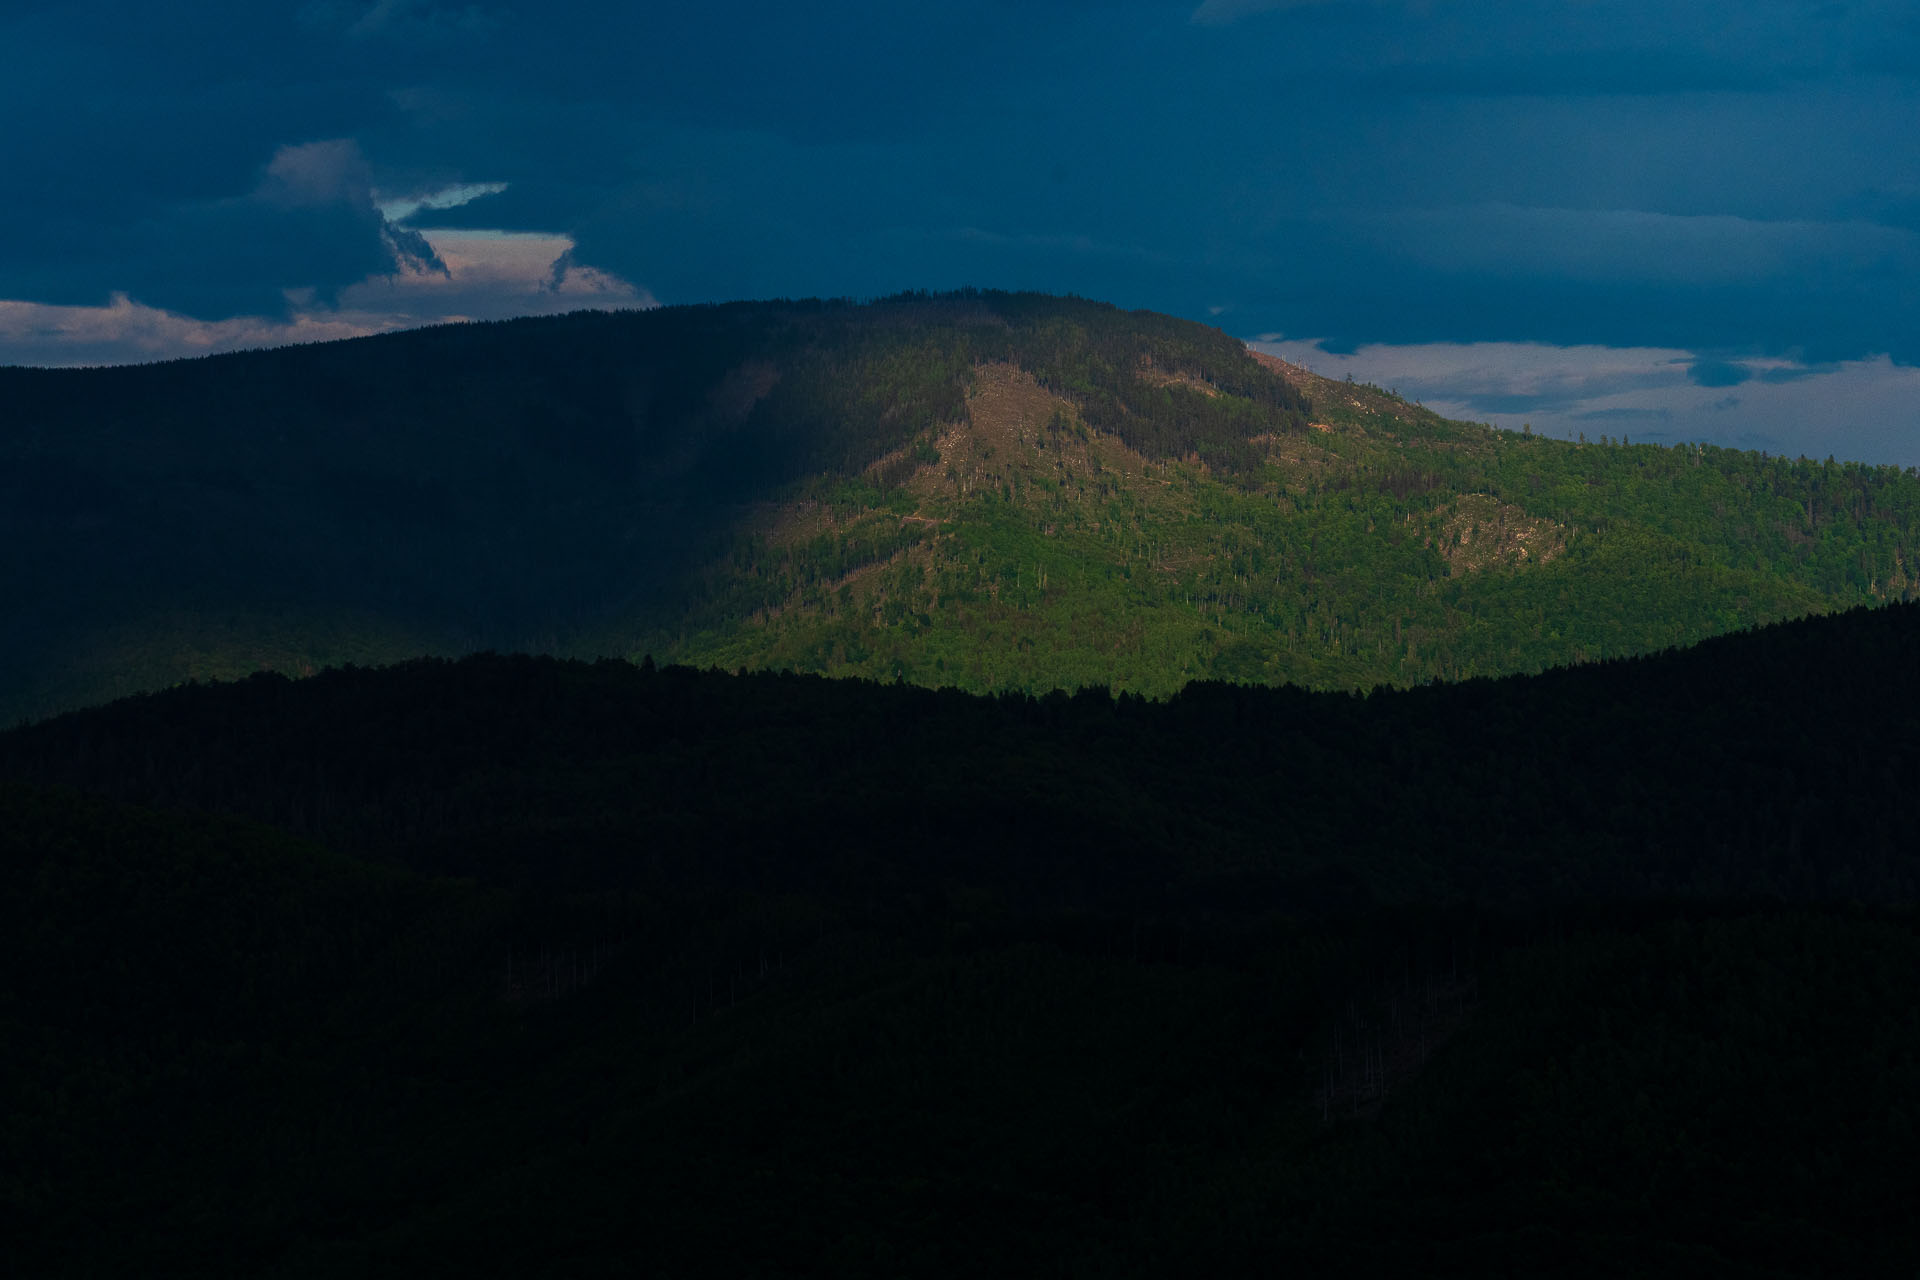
[1430,493,1566,572]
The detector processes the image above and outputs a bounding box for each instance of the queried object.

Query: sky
[4,0,1920,463]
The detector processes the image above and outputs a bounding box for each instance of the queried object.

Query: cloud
[0,136,455,321]
[1249,336,1920,466]
[0,293,394,367]
[1756,363,1837,384]
[10,0,1920,386]
[1573,406,1672,424]
[260,138,374,207]
[1687,359,1751,387]
[377,180,509,222]
[0,226,651,368]
[1220,199,1920,365]
[1371,205,1920,289]
[1250,337,1693,412]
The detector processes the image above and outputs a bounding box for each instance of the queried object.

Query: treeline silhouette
[8,601,1917,908]
[2,605,1917,1274]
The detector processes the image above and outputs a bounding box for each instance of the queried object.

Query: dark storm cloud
[0,134,437,320]
[6,0,1920,420]
[0,6,424,317]
[1688,359,1752,388]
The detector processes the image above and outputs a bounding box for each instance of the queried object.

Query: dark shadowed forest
[4,601,1917,1276]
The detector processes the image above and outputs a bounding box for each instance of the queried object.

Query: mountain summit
[4,291,1916,721]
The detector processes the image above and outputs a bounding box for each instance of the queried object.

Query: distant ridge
[4,290,1917,723]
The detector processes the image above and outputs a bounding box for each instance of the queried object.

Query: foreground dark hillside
[3,604,1918,1275]
[8,600,1918,910]
[7,290,1920,725]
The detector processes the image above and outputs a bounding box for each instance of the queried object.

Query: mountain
[12,294,1920,1274]
[4,602,1918,1275]
[6,290,1919,724]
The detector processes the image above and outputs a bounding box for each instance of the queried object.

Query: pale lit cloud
[1250,336,1920,467]
[376,180,509,223]
[419,229,573,281]
[260,138,375,207]
[0,293,397,367]
[387,224,650,305]
[0,227,653,368]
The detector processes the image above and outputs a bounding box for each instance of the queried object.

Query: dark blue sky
[5,0,1919,460]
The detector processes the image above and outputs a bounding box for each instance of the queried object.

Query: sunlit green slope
[4,290,1917,721]
[637,322,1920,695]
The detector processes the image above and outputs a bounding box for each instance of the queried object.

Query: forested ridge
[8,293,1919,1272]
[6,290,1920,725]
[4,602,1918,1275]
